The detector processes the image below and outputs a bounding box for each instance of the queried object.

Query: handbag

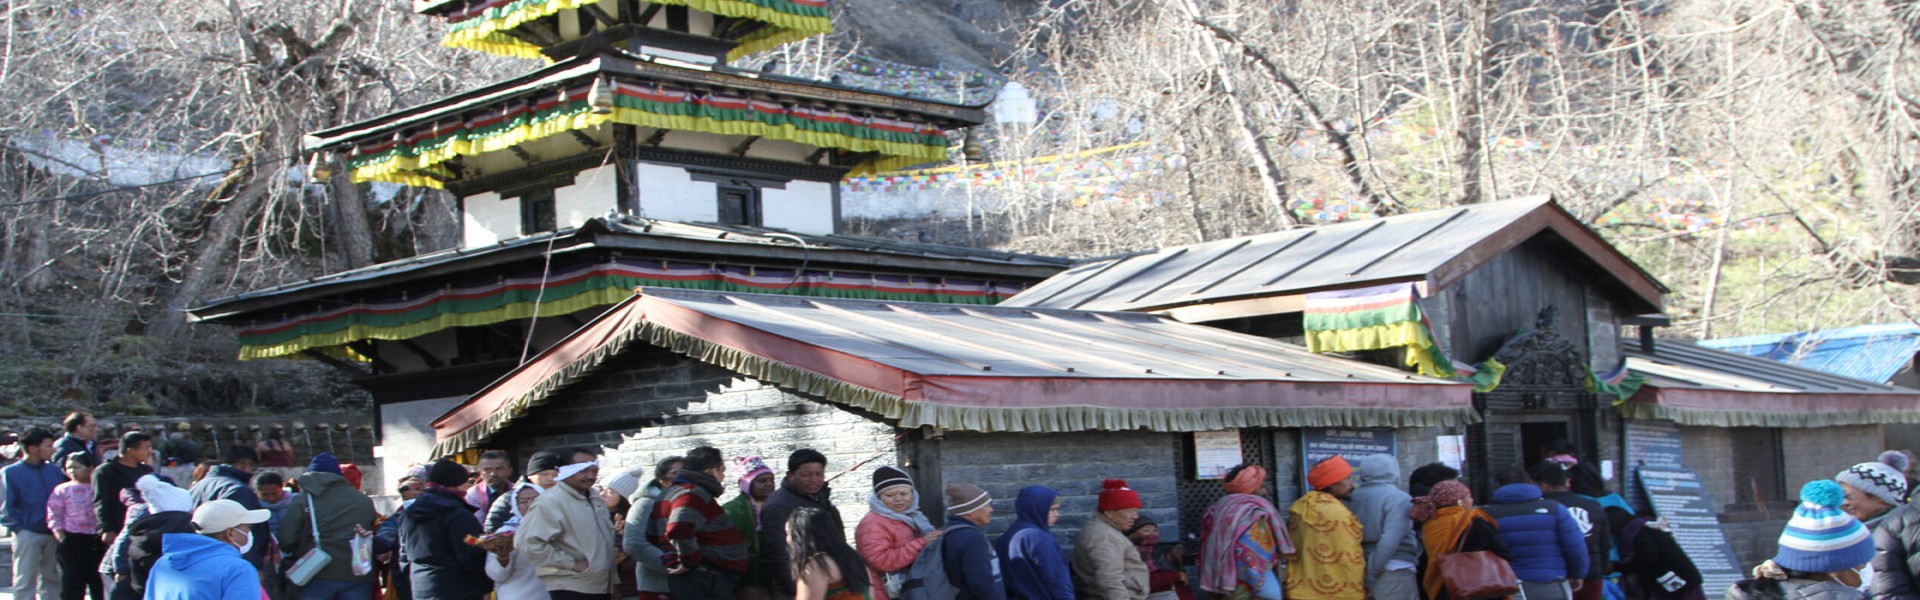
[1436,510,1520,599]
[287,495,333,586]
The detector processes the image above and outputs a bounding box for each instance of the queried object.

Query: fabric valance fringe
[432,311,1483,455]
[235,263,1018,361]
[437,0,829,62]
[1616,401,1920,428]
[345,84,950,188]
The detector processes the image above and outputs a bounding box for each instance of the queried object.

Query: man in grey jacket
[1872,500,1920,600]
[1348,454,1420,600]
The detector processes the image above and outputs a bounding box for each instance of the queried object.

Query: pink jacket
[855,512,929,600]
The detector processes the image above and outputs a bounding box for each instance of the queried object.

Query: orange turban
[1223,465,1267,495]
[1308,455,1353,490]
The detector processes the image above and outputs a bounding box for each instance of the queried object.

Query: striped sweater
[648,470,748,573]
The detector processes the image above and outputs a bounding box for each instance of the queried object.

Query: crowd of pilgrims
[6,417,1920,600]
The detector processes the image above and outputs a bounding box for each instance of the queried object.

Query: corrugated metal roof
[1003,197,1665,316]
[430,288,1479,452]
[1624,337,1917,395]
[189,217,1069,321]
[649,290,1450,382]
[1699,323,1920,384]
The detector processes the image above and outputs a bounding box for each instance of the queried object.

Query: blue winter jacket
[995,486,1075,600]
[1483,483,1589,583]
[945,514,1008,600]
[0,460,64,534]
[144,533,263,600]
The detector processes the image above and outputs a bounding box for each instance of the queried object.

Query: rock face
[839,0,1038,70]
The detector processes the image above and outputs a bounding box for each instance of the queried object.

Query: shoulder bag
[1436,509,1520,599]
[287,495,333,586]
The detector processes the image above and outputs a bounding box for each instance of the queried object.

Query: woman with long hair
[787,506,869,600]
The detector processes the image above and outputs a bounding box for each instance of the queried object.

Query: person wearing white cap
[517,460,619,599]
[144,498,269,599]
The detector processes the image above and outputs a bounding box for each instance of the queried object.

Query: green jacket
[721,494,772,588]
[279,472,378,583]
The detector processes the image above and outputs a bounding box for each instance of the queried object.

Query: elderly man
[518,460,619,600]
[1286,455,1365,600]
[145,499,269,599]
[1072,478,1150,599]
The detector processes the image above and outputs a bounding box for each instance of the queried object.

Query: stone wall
[494,347,899,539]
[1679,425,1888,570]
[936,430,1180,545]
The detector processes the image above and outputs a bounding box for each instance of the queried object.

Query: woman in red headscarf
[1410,480,1511,600]
[1197,465,1293,600]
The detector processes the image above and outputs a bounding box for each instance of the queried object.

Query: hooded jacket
[761,478,845,595]
[401,488,494,600]
[995,486,1075,600]
[623,481,671,593]
[515,481,618,595]
[1071,511,1148,600]
[1347,455,1419,579]
[279,471,378,583]
[1482,483,1588,583]
[143,533,263,600]
[187,464,266,565]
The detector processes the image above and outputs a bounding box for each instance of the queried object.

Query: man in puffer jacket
[1872,499,1920,600]
[516,461,618,598]
[1348,454,1420,600]
[1481,466,1588,600]
[401,460,493,600]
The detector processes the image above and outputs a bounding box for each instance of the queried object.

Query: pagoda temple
[188,0,1064,484]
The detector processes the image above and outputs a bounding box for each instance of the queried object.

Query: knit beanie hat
[945,482,992,515]
[1836,459,1908,506]
[307,452,342,475]
[873,465,913,495]
[1308,455,1354,490]
[525,452,563,476]
[428,459,471,488]
[734,455,773,492]
[1098,478,1143,511]
[1774,480,1875,573]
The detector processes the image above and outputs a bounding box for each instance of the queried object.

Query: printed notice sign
[1193,430,1242,480]
[1301,428,1396,489]
[1637,464,1742,594]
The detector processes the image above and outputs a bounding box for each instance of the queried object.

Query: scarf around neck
[867,488,935,534]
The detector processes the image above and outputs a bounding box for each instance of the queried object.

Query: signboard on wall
[1626,419,1741,596]
[1193,430,1243,479]
[1301,428,1396,489]
[1637,465,1742,595]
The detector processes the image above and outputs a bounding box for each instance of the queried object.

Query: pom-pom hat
[1098,478,1143,511]
[1836,460,1908,506]
[1774,480,1875,573]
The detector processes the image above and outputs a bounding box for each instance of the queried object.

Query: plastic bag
[351,530,374,576]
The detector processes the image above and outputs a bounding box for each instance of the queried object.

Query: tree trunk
[150,168,271,340]
[327,156,375,269]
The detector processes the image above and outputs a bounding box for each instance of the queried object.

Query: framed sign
[1193,430,1243,479]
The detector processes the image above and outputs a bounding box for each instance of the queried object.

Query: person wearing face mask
[1729,480,1874,600]
[996,485,1073,600]
[1125,519,1193,600]
[144,498,271,599]
[856,466,941,600]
